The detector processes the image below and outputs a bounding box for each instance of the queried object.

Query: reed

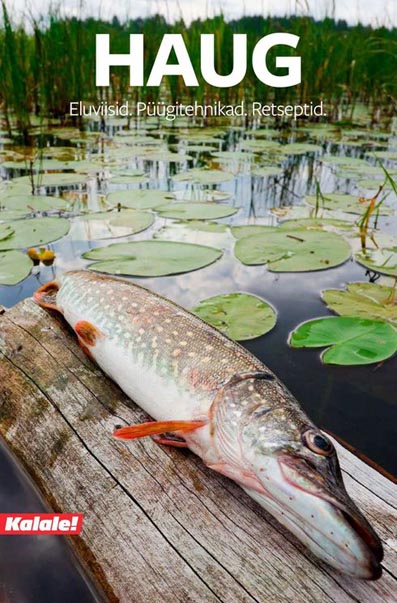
[1,6,397,131]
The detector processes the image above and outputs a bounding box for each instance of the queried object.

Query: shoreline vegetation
[1,2,397,137]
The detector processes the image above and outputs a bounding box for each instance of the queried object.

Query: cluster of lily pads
[1,115,397,366]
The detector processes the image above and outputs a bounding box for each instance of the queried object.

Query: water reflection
[1,129,397,507]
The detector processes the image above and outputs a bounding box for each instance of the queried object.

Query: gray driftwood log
[0,298,396,603]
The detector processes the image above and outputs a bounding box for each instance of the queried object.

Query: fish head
[237,381,383,579]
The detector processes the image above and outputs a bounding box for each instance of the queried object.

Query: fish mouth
[248,453,383,579]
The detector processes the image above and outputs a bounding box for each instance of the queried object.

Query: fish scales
[34,271,384,580]
[58,271,306,425]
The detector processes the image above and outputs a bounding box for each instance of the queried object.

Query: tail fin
[33,280,61,312]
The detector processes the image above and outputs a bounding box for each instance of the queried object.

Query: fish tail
[33,280,61,312]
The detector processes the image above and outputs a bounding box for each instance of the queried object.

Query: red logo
[0,513,83,535]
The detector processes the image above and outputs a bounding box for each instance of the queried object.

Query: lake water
[1,121,396,599]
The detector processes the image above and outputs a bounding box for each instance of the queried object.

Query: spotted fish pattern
[34,270,383,579]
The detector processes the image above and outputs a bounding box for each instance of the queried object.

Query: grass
[1,6,397,133]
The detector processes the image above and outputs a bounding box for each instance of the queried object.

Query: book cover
[0,1,396,602]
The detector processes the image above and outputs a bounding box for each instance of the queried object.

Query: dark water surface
[0,439,104,603]
[1,127,397,600]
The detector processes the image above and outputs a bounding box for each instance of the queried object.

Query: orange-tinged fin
[75,320,102,347]
[33,281,60,312]
[113,420,206,440]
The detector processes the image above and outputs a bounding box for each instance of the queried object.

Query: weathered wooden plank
[0,299,396,603]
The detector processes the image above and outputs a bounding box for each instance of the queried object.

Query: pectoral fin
[113,420,206,440]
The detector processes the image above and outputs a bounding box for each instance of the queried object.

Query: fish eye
[302,429,334,456]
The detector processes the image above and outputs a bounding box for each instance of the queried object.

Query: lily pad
[74,211,154,239]
[0,250,32,285]
[251,166,284,177]
[156,203,238,220]
[0,210,31,221]
[289,316,397,365]
[322,282,397,325]
[0,224,14,242]
[192,292,276,341]
[211,151,256,161]
[279,218,353,231]
[239,140,281,153]
[234,229,351,272]
[140,151,192,163]
[305,193,391,215]
[0,194,67,212]
[355,248,397,277]
[357,179,392,190]
[0,217,70,250]
[107,189,174,209]
[173,169,234,185]
[11,173,88,188]
[184,145,217,153]
[232,225,279,239]
[109,175,150,185]
[83,240,222,277]
[280,143,322,155]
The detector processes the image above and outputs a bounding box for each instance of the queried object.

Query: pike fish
[34,271,383,579]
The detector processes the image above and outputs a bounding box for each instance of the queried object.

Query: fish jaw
[243,453,383,579]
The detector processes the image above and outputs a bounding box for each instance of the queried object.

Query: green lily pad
[0,250,32,285]
[239,140,281,153]
[372,151,397,161]
[0,217,70,250]
[0,223,14,241]
[279,218,353,231]
[0,194,67,212]
[232,225,279,239]
[305,193,391,215]
[192,292,276,341]
[322,282,397,325]
[109,175,150,185]
[15,173,87,188]
[107,189,174,209]
[211,151,256,161]
[0,210,30,221]
[156,202,238,220]
[140,151,192,163]
[83,240,222,277]
[355,248,397,276]
[280,143,322,155]
[234,229,351,271]
[325,156,370,171]
[289,316,397,365]
[110,168,145,177]
[357,179,392,190]
[12,173,88,188]
[74,210,154,239]
[251,166,284,177]
[271,204,357,224]
[173,169,234,185]
[184,145,217,153]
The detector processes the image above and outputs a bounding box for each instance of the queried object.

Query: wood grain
[0,299,396,603]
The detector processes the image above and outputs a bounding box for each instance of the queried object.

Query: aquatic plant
[2,8,397,130]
